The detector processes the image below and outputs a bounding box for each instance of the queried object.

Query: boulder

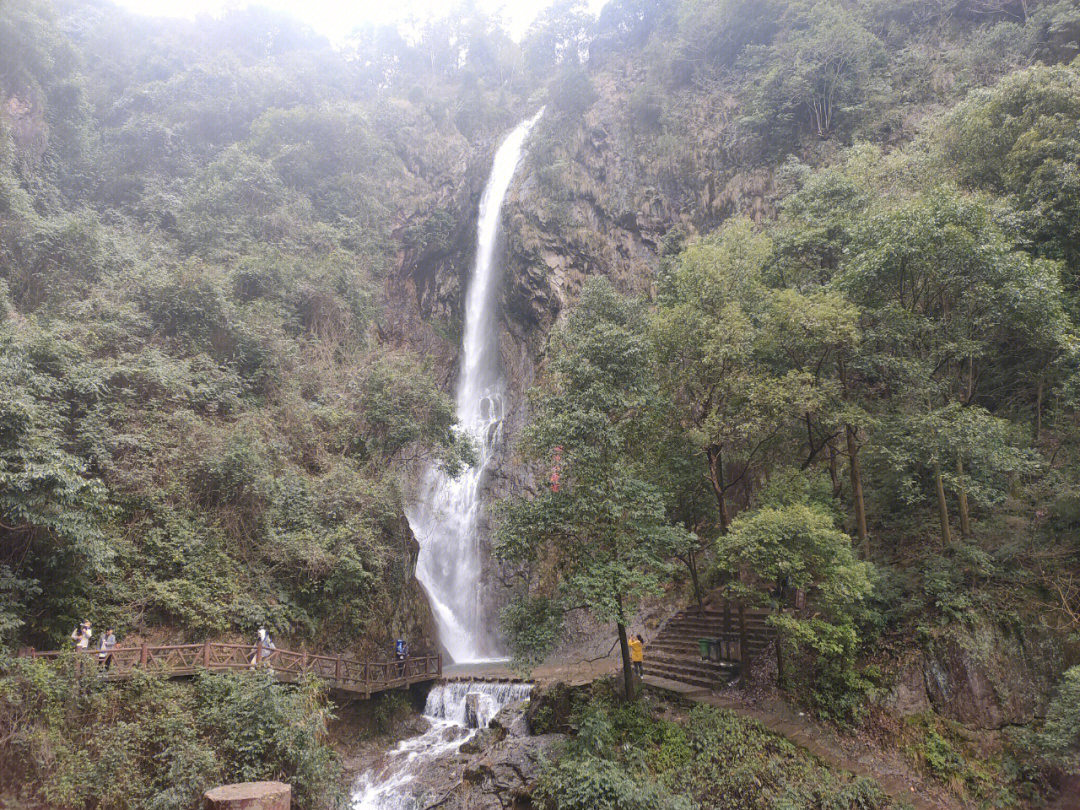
[460,734,564,808]
[204,782,290,810]
[526,681,574,734]
[464,692,481,728]
[489,699,530,738]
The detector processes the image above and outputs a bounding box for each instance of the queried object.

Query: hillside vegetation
[1,0,1080,808]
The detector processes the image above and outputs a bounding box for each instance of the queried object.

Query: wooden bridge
[18,642,441,698]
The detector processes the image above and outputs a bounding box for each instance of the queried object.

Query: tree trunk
[934,463,952,545]
[707,446,731,533]
[838,357,868,557]
[686,551,704,614]
[775,607,787,690]
[846,424,869,557]
[956,455,970,538]
[737,566,749,686]
[828,439,842,498]
[1035,378,1043,442]
[617,621,635,700]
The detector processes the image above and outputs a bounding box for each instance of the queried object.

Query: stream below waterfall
[351,681,532,810]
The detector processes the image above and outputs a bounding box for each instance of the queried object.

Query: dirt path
[643,675,950,810]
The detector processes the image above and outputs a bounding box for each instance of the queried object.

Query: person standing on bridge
[395,638,409,677]
[250,626,276,668]
[629,634,644,678]
[70,620,92,650]
[98,628,116,670]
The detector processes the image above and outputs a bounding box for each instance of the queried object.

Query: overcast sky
[111,0,609,43]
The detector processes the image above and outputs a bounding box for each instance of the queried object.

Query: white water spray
[351,681,532,810]
[407,110,545,663]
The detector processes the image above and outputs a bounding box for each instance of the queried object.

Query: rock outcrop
[886,618,1068,729]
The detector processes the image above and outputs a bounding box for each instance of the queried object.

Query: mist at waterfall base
[351,681,533,810]
[406,109,545,664]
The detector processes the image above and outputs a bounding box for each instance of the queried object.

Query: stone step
[651,630,773,643]
[649,638,772,654]
[663,620,772,632]
[640,674,712,698]
[647,650,739,669]
[660,626,773,639]
[643,663,736,691]
[680,607,773,618]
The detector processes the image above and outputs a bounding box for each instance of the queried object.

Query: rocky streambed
[350,681,566,810]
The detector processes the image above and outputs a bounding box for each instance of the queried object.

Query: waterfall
[351,681,533,810]
[407,109,545,664]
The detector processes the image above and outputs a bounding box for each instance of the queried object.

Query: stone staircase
[642,606,774,691]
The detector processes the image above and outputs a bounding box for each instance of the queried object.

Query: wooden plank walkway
[18,643,441,698]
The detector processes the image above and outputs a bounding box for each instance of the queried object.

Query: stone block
[204,781,291,810]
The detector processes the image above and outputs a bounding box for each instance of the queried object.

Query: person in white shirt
[70,620,92,650]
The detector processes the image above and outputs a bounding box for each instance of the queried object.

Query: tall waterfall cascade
[351,681,533,810]
[407,109,545,663]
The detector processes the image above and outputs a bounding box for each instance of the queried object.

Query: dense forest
[1,0,1079,807]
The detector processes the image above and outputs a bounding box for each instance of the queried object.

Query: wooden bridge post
[335,656,341,685]
[140,643,148,668]
[203,641,210,669]
[437,654,442,677]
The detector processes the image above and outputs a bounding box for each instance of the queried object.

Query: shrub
[0,661,344,810]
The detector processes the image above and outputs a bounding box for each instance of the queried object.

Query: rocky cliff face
[888,618,1071,730]
[384,68,1075,735]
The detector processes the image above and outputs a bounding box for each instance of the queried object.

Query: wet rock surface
[457,733,564,809]
[887,618,1068,729]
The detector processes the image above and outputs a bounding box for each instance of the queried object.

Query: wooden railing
[17,643,441,697]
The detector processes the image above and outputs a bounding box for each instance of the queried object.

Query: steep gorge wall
[386,71,1075,728]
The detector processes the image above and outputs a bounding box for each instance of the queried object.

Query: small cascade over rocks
[351,681,533,810]
[426,681,532,729]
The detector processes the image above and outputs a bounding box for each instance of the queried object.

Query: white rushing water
[352,681,533,810]
[407,109,545,663]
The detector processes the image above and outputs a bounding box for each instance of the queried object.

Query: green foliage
[537,755,692,810]
[550,62,597,118]
[939,63,1080,309]
[538,689,893,810]
[740,1,888,142]
[496,279,692,683]
[902,712,1029,805]
[0,660,343,810]
[1038,665,1080,770]
[720,502,876,720]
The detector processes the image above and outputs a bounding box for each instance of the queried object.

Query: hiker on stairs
[629,634,644,678]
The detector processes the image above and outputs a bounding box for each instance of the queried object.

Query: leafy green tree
[495,278,690,699]
[739,1,887,143]
[1038,665,1080,772]
[939,63,1080,316]
[522,0,594,76]
[717,497,873,702]
[652,219,816,532]
[841,187,1065,542]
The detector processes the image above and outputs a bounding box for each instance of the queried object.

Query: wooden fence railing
[17,643,441,697]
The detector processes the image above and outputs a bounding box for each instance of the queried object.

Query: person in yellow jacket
[629,634,644,677]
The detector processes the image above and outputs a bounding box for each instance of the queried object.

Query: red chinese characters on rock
[550,446,563,493]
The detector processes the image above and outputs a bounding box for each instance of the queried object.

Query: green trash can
[698,638,711,659]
